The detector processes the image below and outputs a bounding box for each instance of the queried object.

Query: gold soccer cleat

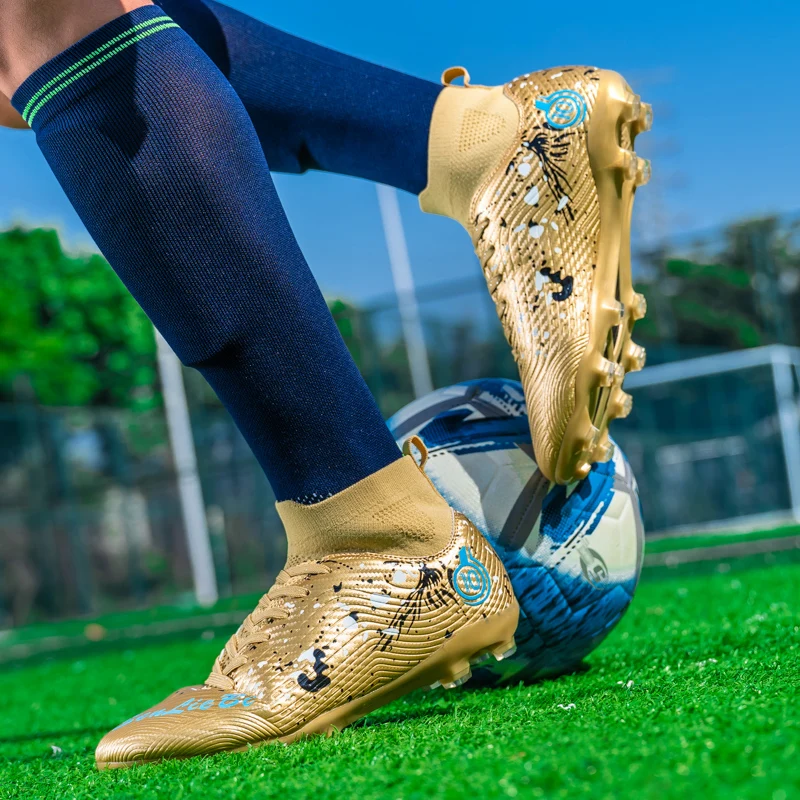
[421,66,651,483]
[95,444,518,768]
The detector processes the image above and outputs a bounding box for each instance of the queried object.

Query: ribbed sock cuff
[11,5,179,131]
[277,456,454,564]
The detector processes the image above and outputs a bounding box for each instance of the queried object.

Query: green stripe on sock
[26,23,180,127]
[22,16,174,122]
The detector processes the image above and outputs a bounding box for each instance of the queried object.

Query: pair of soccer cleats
[96,64,651,768]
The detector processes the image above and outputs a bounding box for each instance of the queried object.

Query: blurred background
[1,0,799,638]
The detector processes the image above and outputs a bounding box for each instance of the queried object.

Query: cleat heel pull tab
[597,358,624,388]
[402,435,429,470]
[441,66,471,86]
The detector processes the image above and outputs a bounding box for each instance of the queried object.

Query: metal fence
[3,213,800,625]
[0,402,281,625]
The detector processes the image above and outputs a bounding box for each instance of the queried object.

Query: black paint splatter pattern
[377,563,460,652]
[297,648,331,693]
[521,132,576,220]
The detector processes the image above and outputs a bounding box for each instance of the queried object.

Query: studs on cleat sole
[491,639,517,661]
[624,342,646,372]
[594,439,616,463]
[610,390,634,420]
[584,425,601,450]
[615,148,638,181]
[634,102,653,134]
[602,299,625,325]
[441,673,472,690]
[470,653,491,666]
[432,662,472,691]
[597,358,625,387]
[622,92,642,123]
[575,461,592,480]
[635,158,652,186]
[631,292,647,320]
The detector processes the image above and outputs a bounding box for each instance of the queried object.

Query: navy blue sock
[157,0,441,193]
[12,6,402,503]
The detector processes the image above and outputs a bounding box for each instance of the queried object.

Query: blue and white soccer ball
[388,378,644,686]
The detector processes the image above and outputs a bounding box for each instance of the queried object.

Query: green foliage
[634,215,800,354]
[0,227,158,409]
[665,257,752,289]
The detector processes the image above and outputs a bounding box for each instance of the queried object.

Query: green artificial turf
[644,523,800,555]
[1,562,797,800]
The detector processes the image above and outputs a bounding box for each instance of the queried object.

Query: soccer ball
[387,378,644,686]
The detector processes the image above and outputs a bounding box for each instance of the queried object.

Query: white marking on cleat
[524,185,539,204]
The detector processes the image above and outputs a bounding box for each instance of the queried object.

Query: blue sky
[0,0,797,303]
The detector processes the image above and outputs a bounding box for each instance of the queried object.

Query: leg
[0,0,442,194]
[99,2,653,485]
[156,0,441,194]
[3,3,519,767]
[1,0,403,504]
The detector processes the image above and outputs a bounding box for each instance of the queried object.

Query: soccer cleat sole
[552,70,650,484]
[96,604,519,769]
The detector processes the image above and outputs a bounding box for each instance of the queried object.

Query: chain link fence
[2,213,800,624]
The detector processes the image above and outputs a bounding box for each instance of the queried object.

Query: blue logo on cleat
[535,90,587,129]
[452,547,491,606]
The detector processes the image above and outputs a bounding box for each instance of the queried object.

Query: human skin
[0,92,27,127]
[0,0,153,99]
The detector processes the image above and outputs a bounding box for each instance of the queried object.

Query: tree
[634,214,800,355]
[0,227,158,409]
